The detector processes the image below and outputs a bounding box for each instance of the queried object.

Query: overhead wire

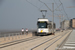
[59,0,69,20]
[53,0,65,21]
[55,3,62,11]
[26,0,51,17]
[54,0,63,14]
[26,0,60,17]
[62,4,69,20]
[26,0,40,11]
[38,0,52,12]
[38,0,59,15]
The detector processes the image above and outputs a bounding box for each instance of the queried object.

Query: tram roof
[38,18,48,21]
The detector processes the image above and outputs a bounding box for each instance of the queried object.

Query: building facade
[60,20,70,30]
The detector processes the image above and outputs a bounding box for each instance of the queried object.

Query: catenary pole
[52,3,54,35]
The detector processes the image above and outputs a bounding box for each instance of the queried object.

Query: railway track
[0,36,42,48]
[11,31,69,50]
[0,30,71,50]
[30,31,69,50]
[56,30,73,50]
[45,31,71,50]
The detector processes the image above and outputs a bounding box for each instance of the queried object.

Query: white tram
[37,18,56,35]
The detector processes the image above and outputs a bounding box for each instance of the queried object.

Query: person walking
[22,28,24,34]
[25,28,28,35]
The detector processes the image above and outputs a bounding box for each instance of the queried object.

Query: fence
[0,32,32,44]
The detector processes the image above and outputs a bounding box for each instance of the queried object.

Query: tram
[37,18,56,35]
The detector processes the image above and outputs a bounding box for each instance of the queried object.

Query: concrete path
[62,29,75,49]
[0,30,71,50]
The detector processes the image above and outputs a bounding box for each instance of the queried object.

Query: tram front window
[38,22,47,28]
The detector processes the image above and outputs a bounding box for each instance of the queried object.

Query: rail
[30,31,68,50]
[56,30,72,50]
[0,36,41,48]
[44,31,69,50]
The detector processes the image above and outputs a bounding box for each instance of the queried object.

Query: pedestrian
[22,28,24,34]
[25,28,28,35]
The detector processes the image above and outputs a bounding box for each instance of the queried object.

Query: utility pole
[62,14,63,30]
[58,15,61,29]
[52,3,54,35]
[59,14,63,32]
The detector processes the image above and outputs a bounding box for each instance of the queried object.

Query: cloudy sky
[0,0,75,30]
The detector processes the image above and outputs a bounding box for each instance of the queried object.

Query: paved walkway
[62,29,75,49]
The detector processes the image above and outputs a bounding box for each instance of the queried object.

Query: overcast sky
[0,0,75,30]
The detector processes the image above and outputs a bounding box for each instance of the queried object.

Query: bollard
[21,33,23,38]
[18,33,20,39]
[16,33,17,39]
[19,33,21,39]
[24,33,25,38]
[12,33,13,40]
[8,34,10,40]
[17,33,18,39]
[20,33,22,38]
[4,34,6,41]
[19,33,20,39]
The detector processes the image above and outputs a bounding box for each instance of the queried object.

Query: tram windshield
[38,22,47,28]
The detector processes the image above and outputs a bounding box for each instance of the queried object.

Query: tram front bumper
[37,32,47,35]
